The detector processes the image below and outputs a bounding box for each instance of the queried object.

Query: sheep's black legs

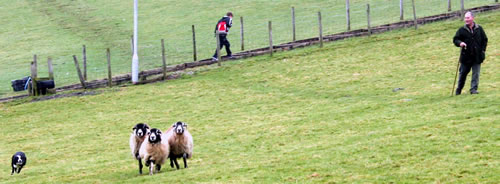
[183,153,188,168]
[169,155,188,170]
[138,159,143,174]
[169,156,180,169]
[145,158,150,167]
[156,164,161,172]
[170,158,175,168]
[135,152,140,159]
[173,158,180,169]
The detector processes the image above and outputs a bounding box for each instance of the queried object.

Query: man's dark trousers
[456,62,481,94]
[213,34,231,58]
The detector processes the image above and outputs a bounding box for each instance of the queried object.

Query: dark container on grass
[36,80,55,95]
[11,77,30,92]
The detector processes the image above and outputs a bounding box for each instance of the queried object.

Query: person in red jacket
[212,12,233,61]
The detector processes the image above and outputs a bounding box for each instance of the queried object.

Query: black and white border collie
[11,152,27,175]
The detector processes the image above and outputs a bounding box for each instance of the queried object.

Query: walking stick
[451,50,461,96]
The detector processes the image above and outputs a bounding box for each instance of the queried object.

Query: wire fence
[124,0,497,70]
[1,0,498,97]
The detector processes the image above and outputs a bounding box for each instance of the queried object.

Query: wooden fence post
[292,7,296,41]
[48,57,54,80]
[216,32,221,66]
[268,21,273,56]
[461,0,465,17]
[448,0,452,12]
[73,55,87,89]
[412,0,417,30]
[32,55,38,96]
[83,45,87,81]
[31,54,38,78]
[240,17,245,51]
[30,60,38,96]
[346,0,351,31]
[34,55,38,76]
[192,25,197,61]
[240,16,245,51]
[318,12,323,48]
[367,4,371,35]
[161,39,167,80]
[106,49,112,87]
[400,0,404,20]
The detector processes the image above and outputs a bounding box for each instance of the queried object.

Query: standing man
[453,11,488,95]
[212,12,233,61]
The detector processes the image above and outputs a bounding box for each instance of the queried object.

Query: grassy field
[1,7,499,183]
[0,0,496,97]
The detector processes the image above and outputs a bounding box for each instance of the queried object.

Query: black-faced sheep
[139,128,169,175]
[129,123,150,174]
[11,151,27,175]
[166,121,193,169]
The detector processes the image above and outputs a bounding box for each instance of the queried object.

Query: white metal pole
[131,0,139,83]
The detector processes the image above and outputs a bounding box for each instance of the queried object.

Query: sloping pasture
[0,7,499,184]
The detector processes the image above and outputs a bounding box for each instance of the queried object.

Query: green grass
[0,0,496,97]
[1,8,499,183]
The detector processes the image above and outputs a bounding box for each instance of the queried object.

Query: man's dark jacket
[453,23,488,64]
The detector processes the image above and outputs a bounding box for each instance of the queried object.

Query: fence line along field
[0,0,496,97]
[1,6,499,183]
[2,3,498,103]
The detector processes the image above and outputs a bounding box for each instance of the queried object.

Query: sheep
[139,128,169,175]
[165,121,193,170]
[129,123,150,174]
[11,151,27,175]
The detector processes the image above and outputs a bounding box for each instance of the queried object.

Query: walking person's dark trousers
[456,62,481,95]
[213,34,232,58]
